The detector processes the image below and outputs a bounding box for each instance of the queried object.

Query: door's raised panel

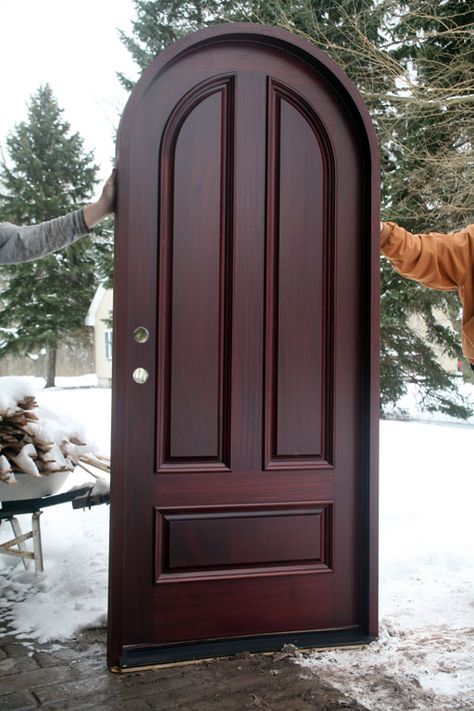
[157,77,235,472]
[155,504,333,582]
[265,80,335,470]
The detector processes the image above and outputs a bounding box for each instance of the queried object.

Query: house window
[105,329,113,360]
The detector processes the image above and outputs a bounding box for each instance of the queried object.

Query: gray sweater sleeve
[0,209,91,264]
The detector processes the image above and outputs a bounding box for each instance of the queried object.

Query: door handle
[132,367,149,384]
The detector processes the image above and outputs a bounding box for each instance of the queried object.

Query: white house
[85,286,113,387]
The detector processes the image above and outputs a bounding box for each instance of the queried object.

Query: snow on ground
[0,377,473,709]
[0,376,36,414]
[0,378,110,643]
[0,498,108,644]
[299,419,474,711]
[34,377,111,456]
[385,379,474,425]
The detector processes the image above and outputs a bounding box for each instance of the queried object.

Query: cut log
[78,453,110,473]
[0,454,16,484]
[0,383,89,484]
[10,443,40,477]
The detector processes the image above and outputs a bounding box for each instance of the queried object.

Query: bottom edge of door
[111,627,375,669]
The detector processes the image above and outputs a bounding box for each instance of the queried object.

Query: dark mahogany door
[108,23,379,669]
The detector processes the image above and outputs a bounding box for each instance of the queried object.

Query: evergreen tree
[253,1,472,417]
[378,0,474,415]
[119,1,473,417]
[388,0,474,230]
[117,0,244,89]
[0,85,100,387]
[118,1,387,91]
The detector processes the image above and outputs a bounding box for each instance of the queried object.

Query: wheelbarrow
[0,481,109,573]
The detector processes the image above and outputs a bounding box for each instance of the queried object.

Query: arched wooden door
[108,23,379,669]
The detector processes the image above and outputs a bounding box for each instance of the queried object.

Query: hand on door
[83,170,117,228]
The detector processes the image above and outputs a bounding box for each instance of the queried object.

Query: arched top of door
[117,22,378,164]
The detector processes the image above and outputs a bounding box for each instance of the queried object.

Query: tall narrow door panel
[109,24,379,668]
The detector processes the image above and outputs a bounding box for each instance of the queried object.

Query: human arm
[0,209,90,264]
[380,221,472,290]
[0,172,116,265]
[83,170,116,228]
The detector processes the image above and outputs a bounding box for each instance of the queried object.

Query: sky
[0,0,140,195]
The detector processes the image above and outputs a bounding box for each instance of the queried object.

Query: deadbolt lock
[133,326,150,343]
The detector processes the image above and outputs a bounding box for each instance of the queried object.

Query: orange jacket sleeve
[380,221,472,291]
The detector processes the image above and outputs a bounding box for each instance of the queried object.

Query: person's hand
[98,170,116,215]
[83,170,116,229]
[380,221,384,232]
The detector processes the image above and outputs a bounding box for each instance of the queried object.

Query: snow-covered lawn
[0,378,111,644]
[0,377,473,709]
[300,419,474,710]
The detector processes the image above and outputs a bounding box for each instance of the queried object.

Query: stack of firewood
[0,393,85,484]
